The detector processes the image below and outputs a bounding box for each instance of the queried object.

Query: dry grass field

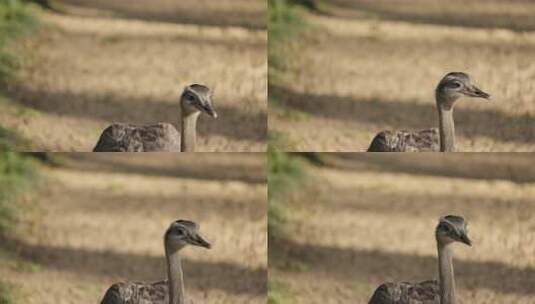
[269,153,535,303]
[0,153,267,304]
[1,0,267,151]
[270,0,535,151]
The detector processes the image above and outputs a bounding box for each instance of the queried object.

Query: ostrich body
[93,84,217,152]
[100,220,211,304]
[368,72,490,152]
[368,215,472,304]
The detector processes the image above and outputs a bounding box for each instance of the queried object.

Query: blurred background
[0,0,267,152]
[0,152,267,304]
[268,152,535,303]
[269,0,535,152]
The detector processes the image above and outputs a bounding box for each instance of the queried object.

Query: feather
[367,129,439,152]
[93,123,181,152]
[368,280,439,304]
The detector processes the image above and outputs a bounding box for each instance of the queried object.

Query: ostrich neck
[181,112,200,152]
[437,102,455,152]
[437,242,456,304]
[165,246,185,304]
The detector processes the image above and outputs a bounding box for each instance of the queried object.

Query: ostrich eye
[186,94,195,101]
[450,81,462,89]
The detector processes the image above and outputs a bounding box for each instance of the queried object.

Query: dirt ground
[1,153,267,304]
[1,0,267,151]
[269,153,535,303]
[270,0,535,152]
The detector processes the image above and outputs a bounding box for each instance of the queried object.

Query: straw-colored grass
[0,153,267,304]
[270,0,535,151]
[270,153,535,303]
[1,0,267,151]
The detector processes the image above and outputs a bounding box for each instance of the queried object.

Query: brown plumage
[93,84,217,152]
[368,281,439,304]
[367,72,490,152]
[367,129,439,152]
[100,220,211,304]
[101,281,169,304]
[93,123,181,152]
[368,215,472,304]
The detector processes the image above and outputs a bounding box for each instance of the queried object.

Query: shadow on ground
[271,85,535,146]
[56,0,266,30]
[326,0,535,32]
[59,154,266,184]
[314,185,531,221]
[45,183,266,221]
[5,237,266,296]
[320,153,535,184]
[0,124,31,150]
[7,83,267,145]
[270,237,535,296]
[91,32,266,51]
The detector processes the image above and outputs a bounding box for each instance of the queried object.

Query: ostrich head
[435,72,490,110]
[435,215,472,246]
[180,84,218,118]
[164,219,211,251]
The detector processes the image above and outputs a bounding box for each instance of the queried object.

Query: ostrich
[100,220,211,304]
[93,84,217,152]
[367,72,490,152]
[368,215,472,304]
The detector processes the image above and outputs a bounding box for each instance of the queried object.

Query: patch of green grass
[269,0,306,43]
[0,125,28,151]
[0,50,19,81]
[25,0,63,12]
[268,280,295,304]
[0,281,15,304]
[268,196,291,238]
[268,0,307,80]
[0,4,40,302]
[0,0,38,38]
[0,0,38,81]
[268,131,297,151]
[269,0,312,142]
[0,152,39,304]
[268,149,304,200]
[0,152,37,234]
[0,0,40,152]
[268,147,306,236]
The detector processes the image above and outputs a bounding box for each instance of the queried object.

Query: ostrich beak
[190,233,212,249]
[201,104,217,118]
[200,97,218,118]
[464,84,490,100]
[460,233,472,246]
